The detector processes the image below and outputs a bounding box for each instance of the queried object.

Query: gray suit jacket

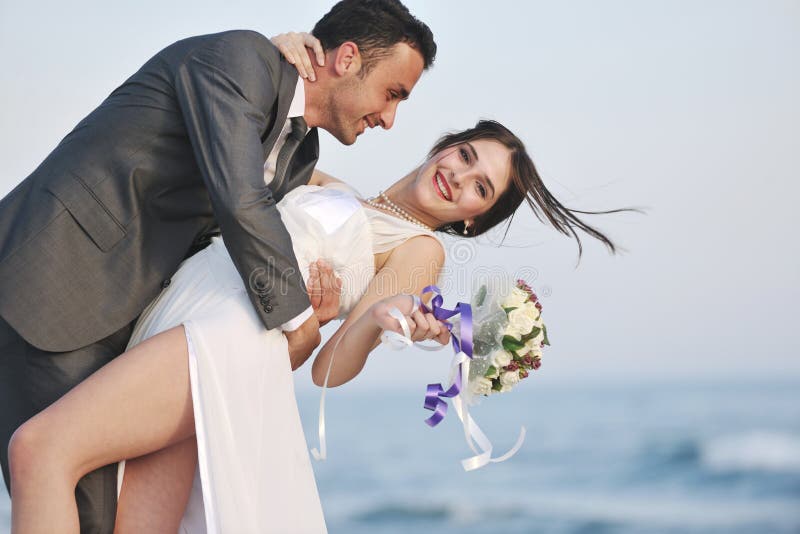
[0,30,318,352]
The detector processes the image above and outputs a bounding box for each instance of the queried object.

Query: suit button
[161,279,171,289]
[259,297,270,306]
[265,305,274,313]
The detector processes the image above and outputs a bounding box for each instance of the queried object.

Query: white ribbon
[312,296,423,461]
[432,348,526,471]
[310,333,345,461]
[382,304,526,471]
[311,296,526,471]
[379,307,413,349]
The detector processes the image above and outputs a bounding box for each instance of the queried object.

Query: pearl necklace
[365,191,433,231]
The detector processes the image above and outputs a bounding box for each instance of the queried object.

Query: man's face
[323,43,425,145]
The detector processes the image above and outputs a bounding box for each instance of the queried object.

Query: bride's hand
[270,31,325,82]
[371,295,451,345]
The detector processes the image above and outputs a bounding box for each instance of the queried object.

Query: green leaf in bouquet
[521,326,541,342]
[542,324,550,346]
[474,284,488,307]
[492,379,503,391]
[502,335,525,352]
[502,306,518,314]
[484,365,497,378]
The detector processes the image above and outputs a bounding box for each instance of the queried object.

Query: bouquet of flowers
[466,278,549,400]
[312,275,550,471]
[414,275,549,470]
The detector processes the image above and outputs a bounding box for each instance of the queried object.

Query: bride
[8,49,621,534]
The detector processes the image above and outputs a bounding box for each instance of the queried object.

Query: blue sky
[1,0,798,390]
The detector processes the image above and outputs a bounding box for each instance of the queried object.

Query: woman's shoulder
[407,233,445,257]
[382,233,445,270]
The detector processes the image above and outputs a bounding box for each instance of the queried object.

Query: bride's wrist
[383,294,418,314]
[369,294,419,331]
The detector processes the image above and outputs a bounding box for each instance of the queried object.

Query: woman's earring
[463,221,470,235]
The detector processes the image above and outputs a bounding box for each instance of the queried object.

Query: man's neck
[302,49,338,129]
[301,77,320,129]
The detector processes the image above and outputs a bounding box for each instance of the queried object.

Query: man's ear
[331,41,362,76]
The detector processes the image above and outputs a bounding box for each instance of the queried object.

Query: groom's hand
[307,260,342,326]
[286,314,321,370]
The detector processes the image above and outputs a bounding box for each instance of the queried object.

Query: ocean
[2,380,799,533]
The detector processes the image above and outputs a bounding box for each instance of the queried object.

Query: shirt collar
[288,76,305,119]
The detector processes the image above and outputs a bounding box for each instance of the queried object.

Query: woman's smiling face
[412,138,513,228]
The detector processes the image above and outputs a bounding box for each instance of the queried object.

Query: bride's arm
[311,235,448,387]
[269,31,325,81]
[308,169,344,187]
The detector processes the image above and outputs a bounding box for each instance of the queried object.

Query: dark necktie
[272,116,308,194]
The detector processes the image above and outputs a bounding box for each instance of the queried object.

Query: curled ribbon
[416,286,472,427]
[381,285,525,470]
[312,286,526,471]
[310,333,343,462]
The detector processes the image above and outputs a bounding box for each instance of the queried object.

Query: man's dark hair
[313,0,436,76]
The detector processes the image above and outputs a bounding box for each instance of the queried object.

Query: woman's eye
[459,147,470,163]
[477,182,487,198]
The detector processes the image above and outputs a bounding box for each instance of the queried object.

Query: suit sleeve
[173,31,309,329]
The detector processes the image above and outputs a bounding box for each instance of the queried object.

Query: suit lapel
[262,61,299,161]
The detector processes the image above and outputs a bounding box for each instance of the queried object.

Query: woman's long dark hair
[431,120,629,257]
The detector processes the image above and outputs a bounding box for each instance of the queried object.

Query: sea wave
[354,503,453,523]
[700,431,800,473]
[346,493,800,532]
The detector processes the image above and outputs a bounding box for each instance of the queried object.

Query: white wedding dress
[117,182,440,533]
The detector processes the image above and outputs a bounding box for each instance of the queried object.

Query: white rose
[500,370,521,388]
[524,302,542,322]
[471,377,494,396]
[491,350,512,369]
[524,338,543,356]
[502,287,530,309]
[508,308,536,338]
[503,324,523,339]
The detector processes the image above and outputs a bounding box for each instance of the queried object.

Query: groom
[0,0,436,531]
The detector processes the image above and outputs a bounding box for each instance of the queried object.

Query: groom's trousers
[0,317,134,533]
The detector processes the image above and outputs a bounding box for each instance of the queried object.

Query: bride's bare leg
[9,326,195,534]
[115,436,198,533]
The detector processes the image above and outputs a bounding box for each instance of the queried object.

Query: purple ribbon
[418,285,473,427]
